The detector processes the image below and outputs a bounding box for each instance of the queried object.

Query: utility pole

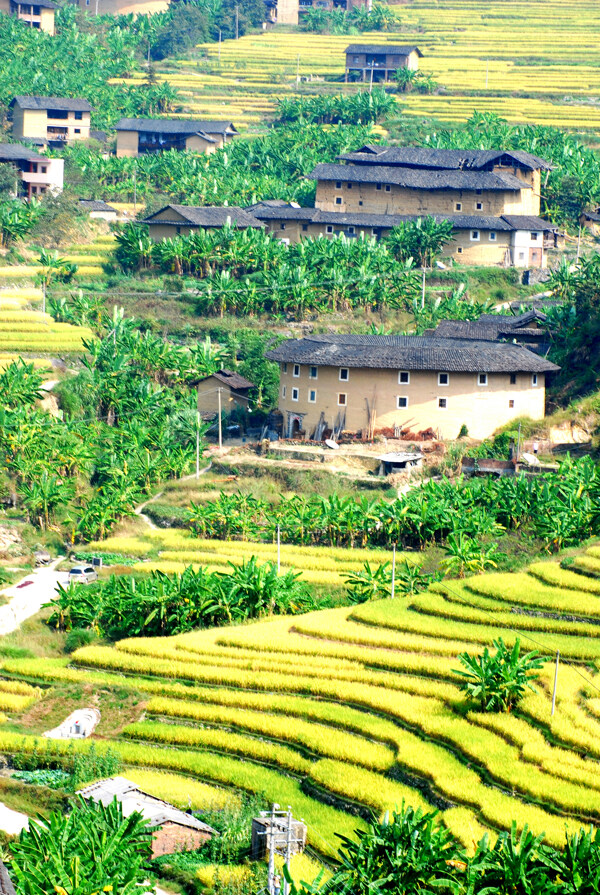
[196,387,201,479]
[551,651,560,715]
[391,543,396,599]
[133,162,137,213]
[217,387,223,450]
[218,29,222,62]
[42,279,46,315]
[235,4,239,40]
[267,803,277,895]
[296,53,300,84]
[277,524,281,573]
[283,807,293,895]
[576,225,582,260]
[369,65,374,94]
[421,266,426,309]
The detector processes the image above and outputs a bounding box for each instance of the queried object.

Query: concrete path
[0,801,28,834]
[134,463,212,531]
[0,559,68,636]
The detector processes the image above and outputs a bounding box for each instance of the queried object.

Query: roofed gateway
[266,335,558,441]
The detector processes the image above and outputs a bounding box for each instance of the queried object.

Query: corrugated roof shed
[266,335,559,373]
[11,95,90,112]
[308,163,529,191]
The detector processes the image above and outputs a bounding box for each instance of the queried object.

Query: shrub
[64,628,97,653]
[455,638,544,713]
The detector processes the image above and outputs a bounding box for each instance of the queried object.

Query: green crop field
[4,542,600,866]
[109,0,600,131]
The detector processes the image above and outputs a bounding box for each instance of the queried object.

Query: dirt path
[134,463,212,530]
[0,559,67,636]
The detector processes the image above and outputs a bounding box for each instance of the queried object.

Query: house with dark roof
[0,143,63,198]
[10,96,91,145]
[266,334,558,440]
[115,118,238,158]
[345,44,422,82]
[0,0,56,32]
[426,310,553,354]
[249,202,557,267]
[79,199,118,220]
[193,368,256,417]
[142,204,263,238]
[267,0,366,26]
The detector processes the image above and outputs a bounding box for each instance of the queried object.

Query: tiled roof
[0,142,45,162]
[427,311,552,342]
[345,44,422,56]
[143,205,263,229]
[115,117,237,135]
[266,335,559,373]
[308,163,529,191]
[337,146,553,172]
[79,199,117,212]
[196,368,255,389]
[11,95,90,111]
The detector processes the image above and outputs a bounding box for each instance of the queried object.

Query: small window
[302,224,308,232]
[531,232,539,241]
[292,388,299,402]
[518,251,525,260]
[280,223,286,231]
[309,366,318,379]
[532,373,538,386]
[376,183,382,191]
[471,230,480,241]
[358,200,363,206]
[385,185,391,192]
[398,371,410,384]
[489,231,497,241]
[347,226,355,234]
[397,396,408,409]
[74,111,83,120]
[176,226,181,235]
[282,363,288,374]
[282,386,287,398]
[438,397,447,409]
[457,246,463,254]
[308,389,317,403]
[509,373,516,384]
[476,202,483,211]
[478,373,488,386]
[335,181,342,189]
[347,183,352,189]
[339,368,349,381]
[74,129,81,134]
[338,393,347,406]
[293,364,300,378]
[476,188,482,195]
[455,203,462,212]
[41,166,47,173]
[508,399,515,409]
[438,372,449,386]
[326,225,334,233]
[335,197,342,206]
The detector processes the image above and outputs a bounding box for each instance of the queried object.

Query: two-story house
[0,0,56,32]
[115,118,239,158]
[345,44,422,82]
[0,143,64,197]
[10,96,91,146]
[267,0,368,25]
[266,334,558,441]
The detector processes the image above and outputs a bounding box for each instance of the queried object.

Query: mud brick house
[142,204,263,238]
[268,0,368,26]
[71,0,168,12]
[115,118,238,158]
[427,309,553,354]
[345,44,422,82]
[78,777,216,858]
[266,334,558,441]
[194,369,256,416]
[0,0,56,32]
[0,143,63,197]
[11,96,91,145]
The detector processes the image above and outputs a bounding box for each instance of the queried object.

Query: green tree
[455,638,544,713]
[385,216,454,268]
[150,3,209,60]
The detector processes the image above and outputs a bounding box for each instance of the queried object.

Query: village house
[78,777,216,858]
[250,203,557,267]
[0,143,63,198]
[345,44,422,82]
[265,334,558,441]
[78,199,119,220]
[0,0,55,32]
[72,0,167,12]
[427,309,553,354]
[580,207,600,236]
[194,369,256,417]
[267,0,368,26]
[115,118,238,158]
[10,96,91,145]
[142,204,263,238]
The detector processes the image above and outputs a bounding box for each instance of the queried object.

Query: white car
[68,565,98,585]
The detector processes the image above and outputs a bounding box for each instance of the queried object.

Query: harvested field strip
[125,768,240,810]
[463,573,600,616]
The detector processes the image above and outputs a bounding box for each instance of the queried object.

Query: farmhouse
[580,208,600,236]
[0,0,55,32]
[0,143,63,198]
[115,118,238,158]
[194,369,256,416]
[71,0,168,12]
[78,199,118,220]
[142,205,263,238]
[265,334,558,441]
[427,309,553,354]
[250,203,556,267]
[78,777,216,858]
[268,0,368,26]
[345,44,422,82]
[10,96,91,145]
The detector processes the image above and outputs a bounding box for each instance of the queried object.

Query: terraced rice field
[4,544,600,863]
[111,0,600,130]
[0,287,93,359]
[0,234,114,282]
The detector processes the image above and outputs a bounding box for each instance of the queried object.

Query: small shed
[580,208,600,236]
[78,199,118,221]
[378,451,423,476]
[77,777,216,858]
[193,369,255,416]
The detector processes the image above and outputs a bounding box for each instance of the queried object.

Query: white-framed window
[489,231,497,241]
[398,370,410,384]
[282,385,287,398]
[385,184,391,192]
[438,397,447,409]
[308,389,317,403]
[478,373,488,386]
[457,246,463,254]
[476,202,483,211]
[291,387,299,401]
[335,181,342,189]
[347,226,355,234]
[282,363,288,374]
[326,225,334,233]
[397,396,408,409]
[338,393,347,406]
[293,364,300,377]
[531,232,539,241]
[335,197,343,206]
[309,366,318,379]
[532,373,538,386]
[455,202,462,211]
[339,368,349,381]
[471,230,480,241]
[438,372,449,386]
[509,399,515,409]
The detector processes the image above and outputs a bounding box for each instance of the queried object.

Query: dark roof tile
[345,44,422,56]
[11,95,90,112]
[337,146,552,171]
[0,142,45,161]
[308,162,529,191]
[143,204,263,229]
[115,117,237,136]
